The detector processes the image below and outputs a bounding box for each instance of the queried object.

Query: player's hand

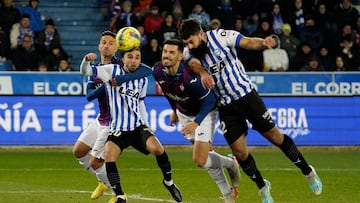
[181,121,198,135]
[111,78,118,87]
[263,36,276,49]
[84,53,97,61]
[169,111,178,126]
[199,70,214,90]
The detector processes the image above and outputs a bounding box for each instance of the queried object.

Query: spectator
[135,24,148,48]
[43,44,68,71]
[279,23,301,62]
[263,34,289,72]
[334,0,359,30]
[299,16,323,53]
[354,16,360,47]
[210,18,221,30]
[232,16,249,36]
[270,2,284,35]
[35,18,64,58]
[337,35,360,70]
[20,0,44,34]
[12,34,40,71]
[188,2,211,30]
[172,3,184,29]
[143,5,163,37]
[252,17,274,38]
[110,0,140,32]
[158,13,177,44]
[313,2,338,56]
[141,37,161,67]
[0,28,10,59]
[37,61,47,72]
[0,0,21,36]
[56,57,73,72]
[10,13,34,50]
[132,0,151,21]
[288,0,310,37]
[334,55,352,71]
[301,54,325,71]
[216,0,235,29]
[289,42,313,71]
[317,45,334,71]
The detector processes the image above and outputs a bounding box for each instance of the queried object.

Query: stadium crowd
[1,0,360,72]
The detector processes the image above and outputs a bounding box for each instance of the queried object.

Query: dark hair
[22,13,31,19]
[178,19,202,40]
[101,30,116,38]
[163,38,184,53]
[45,18,54,26]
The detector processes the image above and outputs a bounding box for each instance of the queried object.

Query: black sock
[239,154,265,189]
[279,135,311,175]
[106,162,124,195]
[156,151,172,181]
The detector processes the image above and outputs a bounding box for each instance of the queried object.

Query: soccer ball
[115,27,141,52]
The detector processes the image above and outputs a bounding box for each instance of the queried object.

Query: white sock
[207,167,232,195]
[204,151,234,169]
[95,164,111,189]
[77,153,96,175]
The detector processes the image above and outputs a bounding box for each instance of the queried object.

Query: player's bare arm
[240,36,276,50]
[169,111,179,126]
[188,58,214,89]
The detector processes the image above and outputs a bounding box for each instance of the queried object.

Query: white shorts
[176,109,217,143]
[77,119,109,159]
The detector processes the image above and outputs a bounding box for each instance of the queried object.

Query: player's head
[98,30,117,59]
[178,19,208,59]
[162,38,184,68]
[122,48,141,72]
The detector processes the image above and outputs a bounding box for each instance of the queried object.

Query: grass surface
[0,146,359,203]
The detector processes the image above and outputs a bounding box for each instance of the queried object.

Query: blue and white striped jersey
[200,29,255,106]
[83,62,148,132]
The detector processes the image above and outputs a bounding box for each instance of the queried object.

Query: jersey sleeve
[215,29,243,48]
[187,75,217,124]
[115,63,152,84]
[80,58,115,82]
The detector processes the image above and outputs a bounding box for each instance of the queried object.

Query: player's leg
[142,128,182,202]
[89,125,112,200]
[105,134,127,203]
[219,101,274,203]
[72,120,98,175]
[188,110,239,201]
[246,90,322,195]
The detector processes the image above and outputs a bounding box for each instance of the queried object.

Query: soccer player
[72,30,152,202]
[72,30,117,202]
[153,38,240,202]
[179,19,323,203]
[80,48,182,203]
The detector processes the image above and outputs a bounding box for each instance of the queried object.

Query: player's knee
[193,156,206,167]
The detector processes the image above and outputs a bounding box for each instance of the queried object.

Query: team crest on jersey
[214,49,221,56]
[179,84,184,91]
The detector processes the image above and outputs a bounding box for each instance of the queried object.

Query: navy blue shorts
[218,89,275,145]
[107,125,154,155]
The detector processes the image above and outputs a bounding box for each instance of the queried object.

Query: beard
[189,40,209,59]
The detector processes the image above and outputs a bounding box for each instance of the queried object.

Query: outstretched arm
[239,36,276,50]
[112,63,152,86]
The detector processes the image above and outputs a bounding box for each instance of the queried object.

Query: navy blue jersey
[153,62,213,120]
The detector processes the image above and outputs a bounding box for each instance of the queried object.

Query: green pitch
[0,146,359,203]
